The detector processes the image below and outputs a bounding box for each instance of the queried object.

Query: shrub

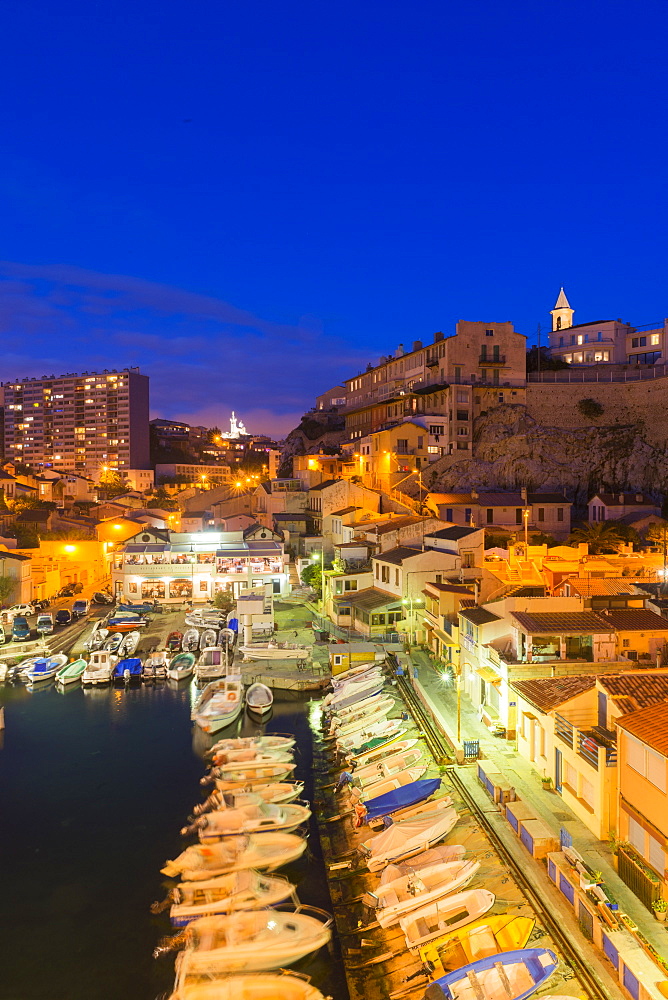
[578,398,604,418]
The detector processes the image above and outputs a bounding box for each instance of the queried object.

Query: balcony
[554,712,617,770]
[478,353,506,365]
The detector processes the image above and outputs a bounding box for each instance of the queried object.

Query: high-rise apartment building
[1,367,150,477]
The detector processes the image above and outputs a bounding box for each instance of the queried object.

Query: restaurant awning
[215,547,250,558]
[343,588,403,612]
[124,543,169,553]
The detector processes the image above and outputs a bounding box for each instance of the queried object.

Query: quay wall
[526,376,668,450]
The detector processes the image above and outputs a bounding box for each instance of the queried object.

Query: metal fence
[528,364,668,384]
[618,844,661,912]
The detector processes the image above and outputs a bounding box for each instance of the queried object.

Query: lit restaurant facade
[111,529,288,604]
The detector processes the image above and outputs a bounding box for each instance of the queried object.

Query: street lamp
[311,551,323,609]
[522,506,530,549]
[402,594,423,645]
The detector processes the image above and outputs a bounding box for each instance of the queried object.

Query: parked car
[36,613,54,634]
[55,609,72,626]
[92,591,114,605]
[12,616,31,641]
[72,599,89,618]
[72,582,84,594]
[58,587,75,598]
[8,603,35,618]
[34,599,51,610]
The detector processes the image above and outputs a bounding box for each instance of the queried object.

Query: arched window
[556,316,562,330]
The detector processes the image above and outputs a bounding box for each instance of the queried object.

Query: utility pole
[536,323,542,375]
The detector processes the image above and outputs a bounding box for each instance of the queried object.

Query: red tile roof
[510,611,612,634]
[512,675,597,712]
[599,673,668,711]
[616,702,668,756]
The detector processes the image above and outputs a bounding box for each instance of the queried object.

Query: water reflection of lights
[308,699,323,732]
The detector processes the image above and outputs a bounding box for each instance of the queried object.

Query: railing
[555,717,617,770]
[478,353,506,364]
[529,363,668,383]
[555,713,574,748]
[618,844,661,912]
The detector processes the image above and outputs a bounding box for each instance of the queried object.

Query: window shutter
[626,734,646,776]
[647,749,667,792]
[628,816,645,853]
[648,834,666,876]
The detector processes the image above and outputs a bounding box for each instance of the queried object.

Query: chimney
[395,344,404,358]
[413,340,423,352]
[635,493,643,502]
[433,331,444,343]
[471,488,479,500]
[618,493,625,503]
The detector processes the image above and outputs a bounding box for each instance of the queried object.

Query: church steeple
[550,286,574,332]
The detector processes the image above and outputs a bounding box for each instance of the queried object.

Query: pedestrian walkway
[409,648,668,963]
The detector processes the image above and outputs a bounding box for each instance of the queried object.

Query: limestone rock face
[426,405,666,505]
[279,412,346,476]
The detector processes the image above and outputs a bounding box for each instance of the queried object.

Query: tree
[577,398,605,419]
[97,469,131,499]
[569,521,626,554]
[301,562,322,596]
[526,347,571,372]
[646,520,668,589]
[147,486,178,511]
[0,575,15,604]
[213,590,235,614]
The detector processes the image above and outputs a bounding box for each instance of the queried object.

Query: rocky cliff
[426,405,666,505]
[278,411,346,477]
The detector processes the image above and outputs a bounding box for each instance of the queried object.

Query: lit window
[651,334,660,346]
[577,335,583,345]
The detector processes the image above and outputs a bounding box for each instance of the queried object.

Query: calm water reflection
[0,681,347,1000]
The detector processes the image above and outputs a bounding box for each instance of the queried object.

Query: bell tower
[551,287,574,332]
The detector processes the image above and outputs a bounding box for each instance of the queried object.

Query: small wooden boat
[351,767,429,803]
[329,704,393,740]
[166,971,328,1000]
[239,642,311,661]
[168,652,196,681]
[210,747,294,767]
[400,889,496,952]
[330,691,392,723]
[118,629,141,656]
[329,667,384,694]
[193,677,243,733]
[246,682,274,717]
[85,626,109,651]
[103,633,124,654]
[209,735,296,754]
[419,914,535,979]
[161,833,308,879]
[367,858,481,927]
[112,657,143,683]
[195,647,228,682]
[354,747,425,786]
[356,777,442,824]
[82,650,116,685]
[157,907,332,973]
[195,782,305,816]
[428,946,558,1000]
[200,628,218,649]
[324,674,384,711]
[351,738,420,770]
[336,717,403,751]
[330,660,382,685]
[185,801,311,841]
[106,616,148,633]
[164,869,298,926]
[55,658,87,686]
[360,806,458,872]
[329,695,395,732]
[25,653,68,683]
[379,845,467,884]
[143,650,169,679]
[183,629,200,652]
[167,631,184,651]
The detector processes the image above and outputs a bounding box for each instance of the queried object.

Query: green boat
[55,658,87,686]
[168,651,195,681]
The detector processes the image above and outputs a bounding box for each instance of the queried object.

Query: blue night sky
[1,1,667,435]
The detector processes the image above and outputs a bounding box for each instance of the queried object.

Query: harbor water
[0,680,348,1000]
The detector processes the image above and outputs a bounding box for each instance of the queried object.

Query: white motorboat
[330,659,383,685]
[168,652,196,680]
[55,658,87,686]
[239,642,311,661]
[329,691,391,723]
[367,858,481,927]
[351,737,420,770]
[378,844,467,884]
[209,735,296,754]
[336,717,403,751]
[399,888,495,952]
[164,869,298,926]
[246,682,274,717]
[199,628,219,649]
[209,763,298,791]
[195,647,228,682]
[354,747,426,787]
[159,906,332,973]
[325,670,384,702]
[185,801,311,841]
[161,833,308,879]
[210,747,294,767]
[329,704,394,740]
[103,633,124,654]
[192,677,244,733]
[348,767,428,804]
[194,782,305,815]
[82,650,116,685]
[165,971,329,1000]
[25,653,68,683]
[142,650,169,679]
[118,629,141,656]
[182,628,200,652]
[360,806,459,872]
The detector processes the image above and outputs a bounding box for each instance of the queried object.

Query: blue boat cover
[433,947,558,999]
[363,777,441,821]
[33,658,50,673]
[227,618,239,632]
[113,657,142,677]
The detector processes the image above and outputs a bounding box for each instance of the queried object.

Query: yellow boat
[419,913,535,977]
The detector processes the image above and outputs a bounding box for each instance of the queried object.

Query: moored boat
[82,651,116,685]
[165,971,328,1000]
[168,652,196,681]
[330,659,383,685]
[55,657,87,686]
[194,782,305,815]
[209,734,296,754]
[160,868,298,926]
[184,801,311,841]
[353,747,425,786]
[329,694,395,731]
[192,676,244,733]
[206,760,297,789]
[246,682,274,717]
[239,642,311,661]
[167,631,184,651]
[336,717,403,751]
[161,833,308,879]
[427,946,558,999]
[143,650,169,679]
[329,704,394,740]
[25,653,68,683]
[195,647,228,682]
[118,629,141,656]
[367,858,481,927]
[325,677,386,713]
[419,914,535,979]
[351,737,420,770]
[112,657,143,683]
[360,806,458,872]
[400,888,496,952]
[182,629,200,652]
[156,906,332,973]
[354,777,442,823]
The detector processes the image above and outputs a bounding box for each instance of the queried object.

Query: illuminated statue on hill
[221,412,247,439]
